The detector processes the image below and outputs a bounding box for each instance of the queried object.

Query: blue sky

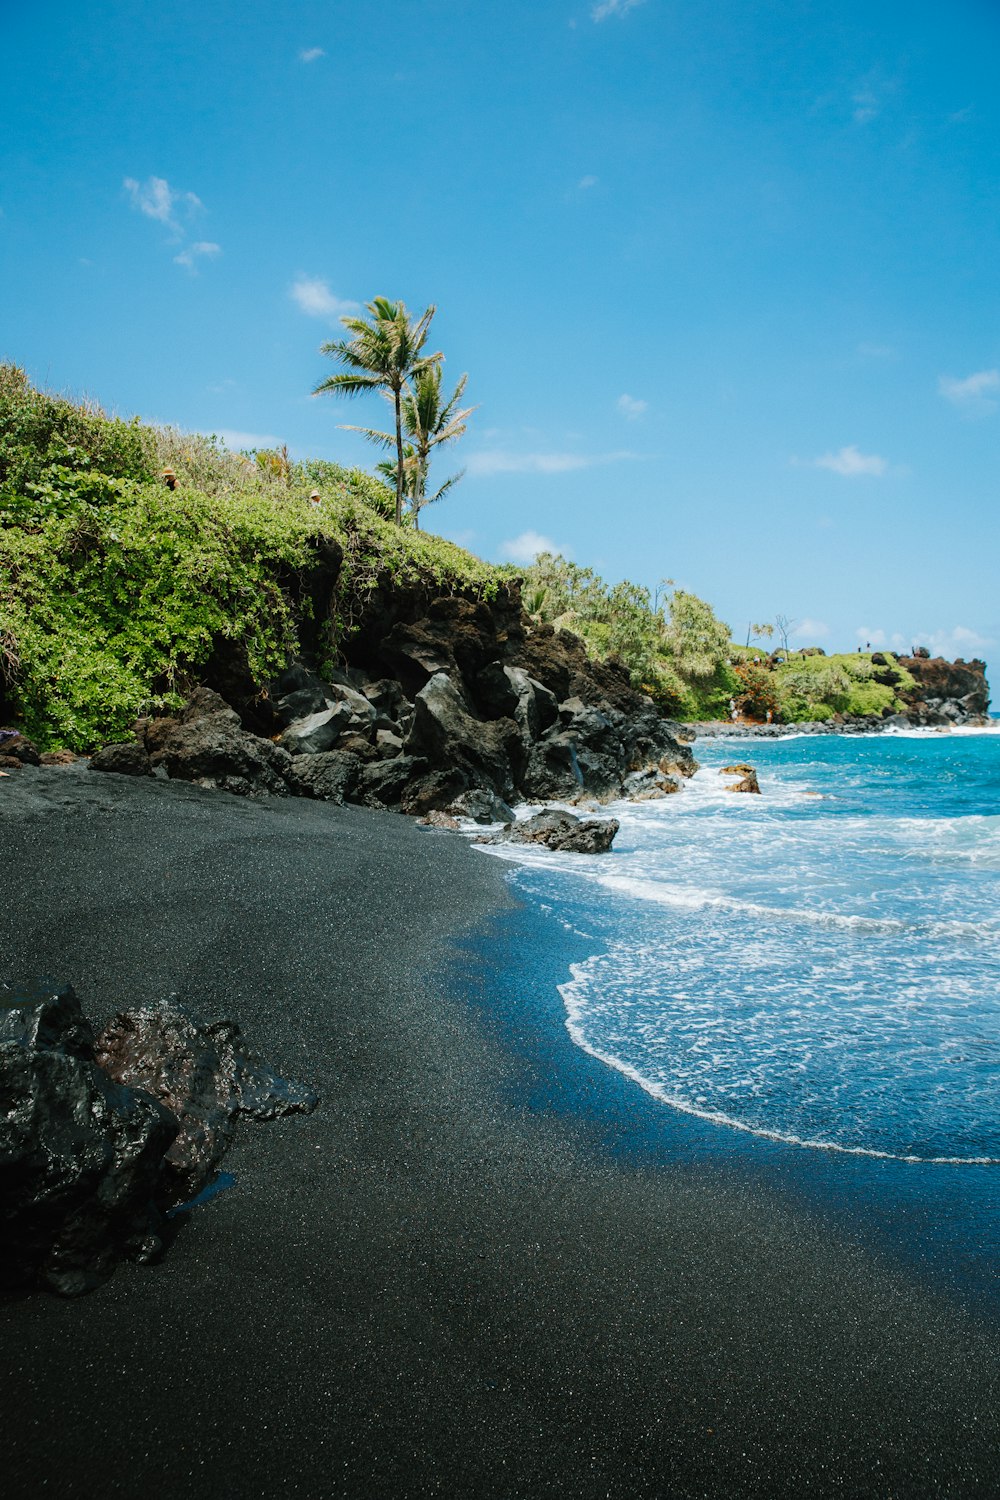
[3,0,999,662]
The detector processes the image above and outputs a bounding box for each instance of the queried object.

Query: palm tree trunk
[394,385,404,526]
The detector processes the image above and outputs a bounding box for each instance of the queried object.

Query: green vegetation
[0,365,504,751]
[773,652,916,721]
[518,552,738,718]
[313,297,444,527]
[0,364,922,751]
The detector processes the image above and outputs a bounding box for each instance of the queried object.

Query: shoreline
[4,767,1000,1497]
[683,716,996,738]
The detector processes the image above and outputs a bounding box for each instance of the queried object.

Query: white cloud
[578,175,599,190]
[173,241,221,271]
[214,429,282,452]
[852,88,880,125]
[813,445,888,477]
[592,0,646,19]
[938,369,1000,414]
[124,175,202,236]
[467,449,638,476]
[299,47,325,62]
[854,624,993,659]
[499,531,567,564]
[857,342,896,360]
[616,393,648,420]
[793,619,830,642]
[290,275,359,320]
[923,625,994,660]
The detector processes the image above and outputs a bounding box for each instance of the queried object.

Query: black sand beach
[3,766,1000,1499]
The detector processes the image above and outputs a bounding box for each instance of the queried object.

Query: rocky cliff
[88,571,697,816]
[894,655,990,725]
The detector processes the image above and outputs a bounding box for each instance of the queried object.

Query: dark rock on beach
[95,999,318,1207]
[1,975,319,1297]
[0,728,40,767]
[0,980,177,1297]
[89,740,153,776]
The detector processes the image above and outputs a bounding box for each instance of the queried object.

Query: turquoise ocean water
[473,727,1000,1312]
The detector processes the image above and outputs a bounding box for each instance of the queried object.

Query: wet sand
[2,764,1000,1498]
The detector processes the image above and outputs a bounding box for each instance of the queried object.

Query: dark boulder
[89,741,153,776]
[280,703,353,756]
[142,690,293,796]
[282,750,362,803]
[480,809,620,854]
[404,672,523,798]
[473,662,559,740]
[357,754,432,809]
[0,729,40,767]
[273,684,328,727]
[399,768,471,817]
[95,999,318,1208]
[0,981,178,1297]
[447,788,517,825]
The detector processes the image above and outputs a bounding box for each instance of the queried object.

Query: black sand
[2,765,1000,1499]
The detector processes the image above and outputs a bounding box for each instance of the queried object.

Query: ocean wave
[559,967,1000,1165]
[590,871,998,942]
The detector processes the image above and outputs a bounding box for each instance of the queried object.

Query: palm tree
[344,364,475,530]
[403,366,476,529]
[313,296,440,525]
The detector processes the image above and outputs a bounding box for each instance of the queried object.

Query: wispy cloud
[124,175,202,236]
[499,531,568,564]
[616,393,647,420]
[214,429,282,452]
[290,275,359,321]
[578,174,599,190]
[939,368,1000,414]
[467,449,639,477]
[855,624,993,659]
[793,618,830,642]
[852,88,880,125]
[299,47,325,63]
[592,0,646,20]
[857,341,896,360]
[924,624,993,659]
[174,241,221,272]
[813,445,888,478]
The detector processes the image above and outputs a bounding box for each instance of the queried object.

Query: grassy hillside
[0,366,504,750]
[773,651,916,721]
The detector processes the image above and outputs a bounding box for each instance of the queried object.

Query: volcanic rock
[480,809,620,854]
[721,763,761,794]
[95,999,318,1207]
[0,981,178,1297]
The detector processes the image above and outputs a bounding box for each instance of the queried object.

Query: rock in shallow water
[478,808,620,854]
[720,763,761,794]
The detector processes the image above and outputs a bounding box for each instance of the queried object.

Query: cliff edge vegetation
[0,366,503,750]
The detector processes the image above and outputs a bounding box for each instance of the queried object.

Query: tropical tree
[345,363,475,529]
[313,297,440,525]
